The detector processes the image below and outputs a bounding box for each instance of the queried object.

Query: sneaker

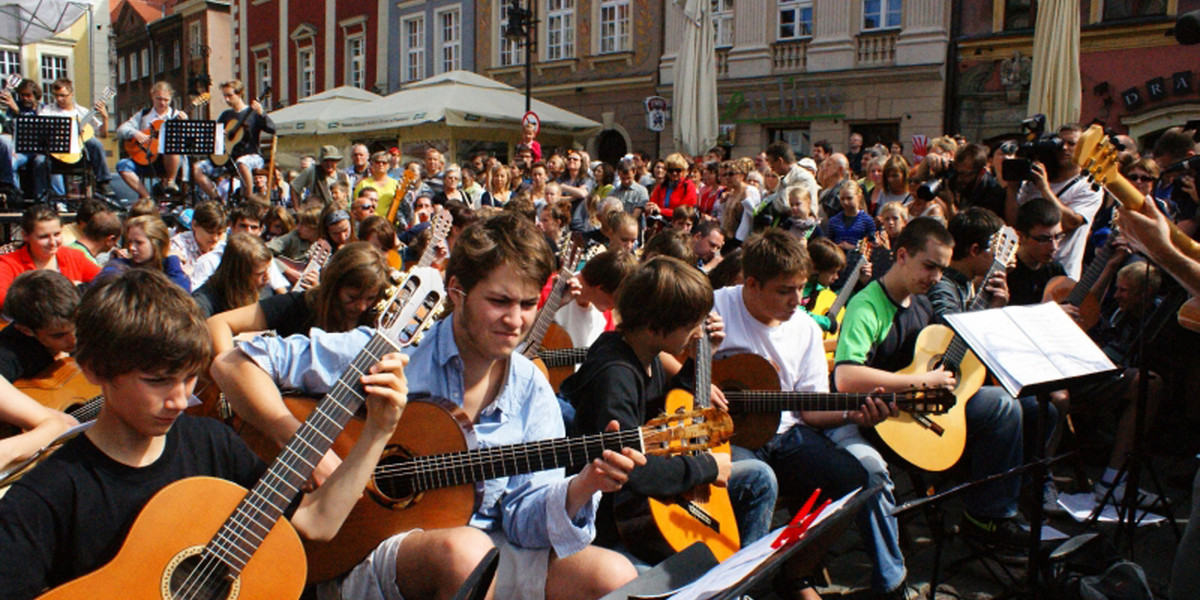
[1093,479,1161,511]
[95,180,115,198]
[960,511,1030,559]
[164,181,180,195]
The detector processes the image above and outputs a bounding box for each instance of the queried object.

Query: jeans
[758,425,904,593]
[962,386,1024,518]
[12,150,48,199]
[0,135,16,188]
[729,445,778,546]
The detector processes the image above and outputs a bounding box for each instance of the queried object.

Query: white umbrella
[267,86,381,134]
[672,0,718,156]
[1027,0,1080,129]
[0,0,93,46]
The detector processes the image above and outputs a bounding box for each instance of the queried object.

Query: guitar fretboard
[725,390,895,412]
[373,428,646,492]
[537,347,588,368]
[826,253,869,318]
[1065,242,1114,307]
[205,331,399,574]
[519,240,578,359]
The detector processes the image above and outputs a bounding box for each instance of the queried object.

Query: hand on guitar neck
[565,420,647,513]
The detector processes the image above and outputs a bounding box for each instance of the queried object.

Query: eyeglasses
[354,203,376,210]
[1127,174,1157,183]
[372,160,389,165]
[667,167,684,174]
[1029,233,1068,244]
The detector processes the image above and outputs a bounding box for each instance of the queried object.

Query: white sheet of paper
[68,118,79,154]
[214,123,225,155]
[1057,492,1166,525]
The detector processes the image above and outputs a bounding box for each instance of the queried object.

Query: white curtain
[672,0,718,156]
[1027,0,1081,129]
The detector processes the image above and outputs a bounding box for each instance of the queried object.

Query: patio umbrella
[1027,0,1080,129]
[671,0,718,156]
[0,0,93,46]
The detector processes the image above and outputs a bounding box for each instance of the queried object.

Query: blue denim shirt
[237,316,598,556]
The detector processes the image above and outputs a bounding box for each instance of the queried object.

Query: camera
[1014,114,1065,180]
[916,174,949,202]
[1001,158,1034,182]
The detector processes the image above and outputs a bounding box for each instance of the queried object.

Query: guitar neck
[520,266,574,359]
[943,254,1008,370]
[537,347,588,368]
[1066,242,1115,306]
[414,214,448,269]
[724,390,892,412]
[68,395,105,423]
[825,254,869,317]
[694,335,712,409]
[205,331,399,575]
[374,428,645,492]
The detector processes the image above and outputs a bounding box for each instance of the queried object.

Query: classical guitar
[0,394,104,489]
[1074,125,1200,332]
[50,86,115,164]
[873,226,1019,472]
[122,93,211,166]
[290,238,332,292]
[386,169,420,228]
[616,333,741,564]
[35,267,444,600]
[1041,225,1119,331]
[712,353,954,450]
[210,86,272,167]
[238,396,730,583]
[14,358,101,414]
[404,209,454,271]
[521,237,582,386]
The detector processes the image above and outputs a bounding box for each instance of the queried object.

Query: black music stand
[161,120,217,201]
[14,116,74,203]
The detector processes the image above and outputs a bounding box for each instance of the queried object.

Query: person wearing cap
[291,145,351,206]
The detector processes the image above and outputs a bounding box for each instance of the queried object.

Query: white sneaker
[1093,479,1161,510]
[1043,481,1065,515]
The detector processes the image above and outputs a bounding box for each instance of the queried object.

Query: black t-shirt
[1007,257,1066,306]
[0,415,265,599]
[0,323,54,381]
[258,291,312,337]
[217,108,275,160]
[192,282,227,318]
[559,331,717,549]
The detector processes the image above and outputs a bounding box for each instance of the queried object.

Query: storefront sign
[720,78,845,124]
[1119,70,1194,111]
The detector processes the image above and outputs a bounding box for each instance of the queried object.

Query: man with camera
[932,143,1007,218]
[1151,127,1198,237]
[1004,123,1104,280]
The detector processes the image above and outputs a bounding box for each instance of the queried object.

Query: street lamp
[502,0,535,113]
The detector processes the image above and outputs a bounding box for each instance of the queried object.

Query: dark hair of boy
[1015,197,1062,234]
[708,248,744,290]
[616,256,713,336]
[806,237,846,274]
[83,208,122,240]
[694,219,722,241]
[545,200,571,228]
[447,212,555,295]
[75,269,212,381]
[74,199,109,228]
[580,250,638,296]
[230,204,261,227]
[742,228,812,284]
[671,205,696,226]
[641,229,696,265]
[892,217,955,256]
[6,270,79,330]
[813,140,832,154]
[192,200,228,232]
[947,207,1003,260]
[443,199,478,232]
[20,204,58,235]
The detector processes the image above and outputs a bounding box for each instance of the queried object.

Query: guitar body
[38,476,305,599]
[1042,275,1101,331]
[812,289,844,341]
[15,359,101,414]
[237,397,479,583]
[1180,297,1200,333]
[49,123,94,164]
[540,322,576,392]
[619,388,740,563]
[874,325,984,472]
[712,354,783,450]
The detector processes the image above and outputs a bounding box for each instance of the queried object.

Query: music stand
[162,120,218,157]
[13,116,74,155]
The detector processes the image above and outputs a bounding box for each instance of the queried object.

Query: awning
[268,85,382,134]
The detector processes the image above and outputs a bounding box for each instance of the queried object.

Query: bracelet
[841,409,850,424]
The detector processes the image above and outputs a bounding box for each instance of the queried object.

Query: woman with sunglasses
[647,153,698,219]
[354,150,402,220]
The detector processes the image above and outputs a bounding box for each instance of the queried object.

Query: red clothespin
[772,488,832,549]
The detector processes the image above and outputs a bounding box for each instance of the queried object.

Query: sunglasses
[667,167,683,174]
[1127,175,1156,183]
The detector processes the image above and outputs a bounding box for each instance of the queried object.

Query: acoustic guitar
[1041,226,1120,331]
[290,238,332,292]
[615,334,741,564]
[35,267,444,600]
[385,169,420,228]
[404,209,454,271]
[210,87,272,167]
[0,393,104,489]
[522,237,582,386]
[1073,125,1200,332]
[13,358,101,414]
[712,353,955,450]
[50,86,116,164]
[121,93,211,166]
[873,226,1019,472]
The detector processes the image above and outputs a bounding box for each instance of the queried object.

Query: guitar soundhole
[165,551,236,599]
[368,446,419,508]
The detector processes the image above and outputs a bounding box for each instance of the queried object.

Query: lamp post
[502,0,535,113]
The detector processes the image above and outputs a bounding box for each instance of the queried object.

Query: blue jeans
[962,386,1024,518]
[758,425,904,593]
[729,445,778,546]
[0,135,16,188]
[12,149,48,199]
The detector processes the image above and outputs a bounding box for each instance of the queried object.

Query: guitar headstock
[99,86,116,104]
[376,266,445,348]
[641,408,734,456]
[1075,124,1143,211]
[895,387,956,415]
[401,168,419,191]
[989,226,1019,271]
[2,74,20,92]
[192,92,211,107]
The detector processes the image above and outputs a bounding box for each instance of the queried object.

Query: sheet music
[68,119,79,154]
[214,123,225,155]
[945,302,1116,397]
[0,421,94,481]
[666,489,860,600]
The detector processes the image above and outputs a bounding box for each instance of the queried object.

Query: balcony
[771,39,809,73]
[855,30,897,67]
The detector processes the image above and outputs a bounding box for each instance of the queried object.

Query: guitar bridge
[911,413,945,436]
[675,499,720,532]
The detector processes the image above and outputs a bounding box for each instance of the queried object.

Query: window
[118,56,126,83]
[437,8,461,73]
[297,47,314,98]
[863,0,901,30]
[140,48,149,77]
[599,0,631,53]
[401,15,425,82]
[778,0,813,39]
[40,54,68,98]
[546,0,575,61]
[1003,0,1034,30]
[189,22,203,58]
[0,50,18,77]
[346,34,365,87]
[499,2,524,66]
[255,57,271,102]
[157,46,166,73]
[173,41,180,68]
[712,0,734,48]
[1104,0,1167,21]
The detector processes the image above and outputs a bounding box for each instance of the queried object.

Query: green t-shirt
[833,279,933,376]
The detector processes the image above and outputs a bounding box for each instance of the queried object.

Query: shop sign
[719,77,846,124]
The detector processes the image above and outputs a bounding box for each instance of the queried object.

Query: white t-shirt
[553,300,607,349]
[1017,175,1103,280]
[734,186,762,242]
[711,285,828,433]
